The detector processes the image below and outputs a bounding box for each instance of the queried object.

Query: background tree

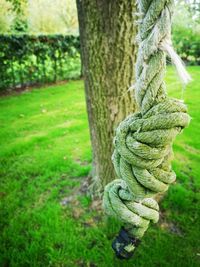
[56,0,78,35]
[27,0,78,35]
[184,0,200,22]
[7,0,28,32]
[76,0,137,194]
[173,0,200,64]
[0,0,16,33]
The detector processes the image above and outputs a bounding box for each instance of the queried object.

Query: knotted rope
[103,0,191,259]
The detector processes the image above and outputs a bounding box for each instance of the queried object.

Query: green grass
[0,66,200,267]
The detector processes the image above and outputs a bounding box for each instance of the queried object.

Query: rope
[103,0,191,256]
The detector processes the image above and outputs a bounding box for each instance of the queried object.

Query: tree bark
[76,0,137,195]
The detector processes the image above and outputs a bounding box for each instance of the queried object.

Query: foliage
[0,67,200,266]
[27,0,78,35]
[56,0,79,35]
[172,1,200,65]
[0,0,16,33]
[6,0,28,32]
[0,0,199,66]
[184,0,200,23]
[0,0,78,35]
[0,34,80,91]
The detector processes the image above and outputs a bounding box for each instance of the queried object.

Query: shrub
[172,2,200,65]
[0,34,80,91]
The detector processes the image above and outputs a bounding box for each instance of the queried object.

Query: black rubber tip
[112,227,141,260]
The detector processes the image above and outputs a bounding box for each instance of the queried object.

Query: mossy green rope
[103,0,191,253]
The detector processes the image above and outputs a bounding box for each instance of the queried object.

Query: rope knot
[103,0,191,255]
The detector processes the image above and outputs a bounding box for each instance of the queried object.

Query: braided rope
[103,0,191,254]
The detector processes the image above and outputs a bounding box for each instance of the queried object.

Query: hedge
[0,34,81,91]
[172,26,200,66]
[0,32,199,91]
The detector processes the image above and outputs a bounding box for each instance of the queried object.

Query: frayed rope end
[160,39,192,86]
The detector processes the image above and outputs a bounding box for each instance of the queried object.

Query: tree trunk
[76,0,137,195]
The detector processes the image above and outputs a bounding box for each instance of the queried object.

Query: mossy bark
[76,0,137,194]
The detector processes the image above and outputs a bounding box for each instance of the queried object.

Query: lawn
[0,66,200,267]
